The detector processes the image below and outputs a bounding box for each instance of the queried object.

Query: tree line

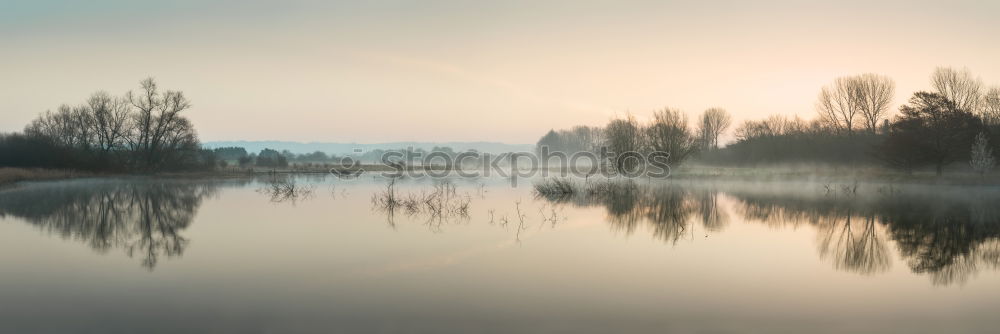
[718,67,999,175]
[536,107,732,172]
[0,78,394,172]
[538,66,999,176]
[210,145,491,169]
[1,78,215,171]
[211,147,342,168]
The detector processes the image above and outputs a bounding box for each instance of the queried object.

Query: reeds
[257,177,315,203]
[0,168,87,188]
[584,178,639,197]
[533,177,639,201]
[372,179,471,221]
[533,178,578,196]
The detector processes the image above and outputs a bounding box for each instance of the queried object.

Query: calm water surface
[1,176,998,333]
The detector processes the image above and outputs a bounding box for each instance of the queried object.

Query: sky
[1,0,999,144]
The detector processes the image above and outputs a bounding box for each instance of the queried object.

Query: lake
[1,175,998,333]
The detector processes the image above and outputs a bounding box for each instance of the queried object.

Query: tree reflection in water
[536,180,1000,286]
[0,179,228,270]
[542,179,724,245]
[878,195,1000,285]
[731,186,1000,285]
[815,215,891,275]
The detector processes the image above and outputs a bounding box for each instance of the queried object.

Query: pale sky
[2,0,999,144]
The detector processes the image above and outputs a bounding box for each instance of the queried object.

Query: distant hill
[203,141,534,155]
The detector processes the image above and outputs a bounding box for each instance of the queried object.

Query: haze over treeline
[203,141,533,155]
[2,67,999,177]
[537,67,999,175]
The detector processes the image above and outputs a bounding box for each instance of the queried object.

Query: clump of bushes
[533,177,640,202]
[372,179,471,219]
[533,178,578,197]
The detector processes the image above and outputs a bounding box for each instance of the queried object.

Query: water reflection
[878,194,1000,285]
[536,180,1000,285]
[0,179,227,269]
[4,176,998,286]
[731,189,895,275]
[732,187,1000,285]
[815,216,891,275]
[256,175,316,204]
[539,180,725,244]
[371,178,472,232]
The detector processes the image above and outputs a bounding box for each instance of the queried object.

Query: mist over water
[0,176,998,333]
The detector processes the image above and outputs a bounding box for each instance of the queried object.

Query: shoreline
[3,165,1000,190]
[0,168,96,190]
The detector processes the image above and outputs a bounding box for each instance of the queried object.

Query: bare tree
[817,76,862,134]
[71,105,95,149]
[931,67,983,112]
[696,108,732,149]
[735,114,802,140]
[856,73,895,133]
[87,91,132,153]
[127,77,195,168]
[981,86,1000,126]
[18,77,209,171]
[24,104,94,149]
[570,125,604,153]
[604,114,644,173]
[646,108,698,166]
[24,108,65,143]
[817,74,896,134]
[970,132,995,176]
[733,120,756,142]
